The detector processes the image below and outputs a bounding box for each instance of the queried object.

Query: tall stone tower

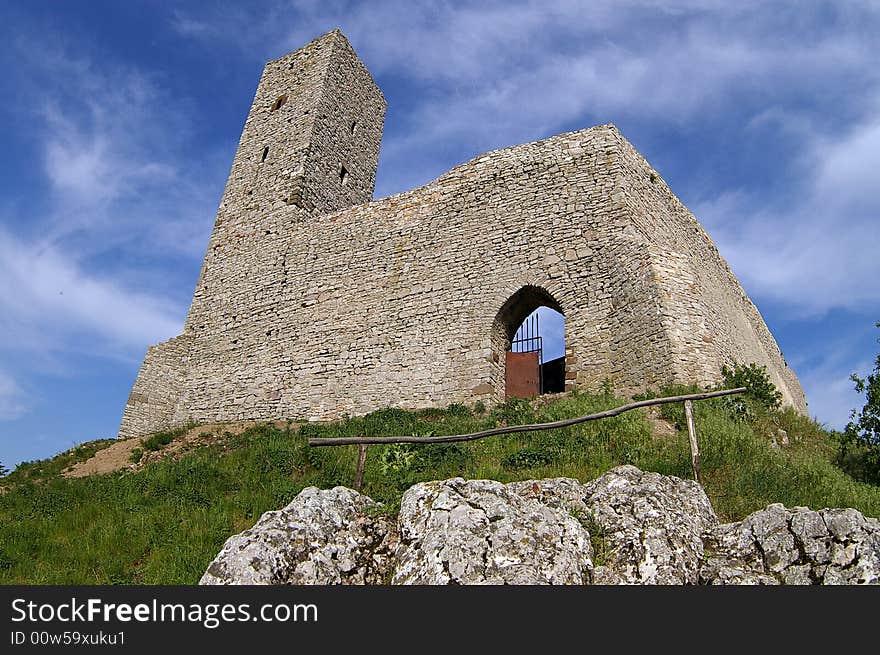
[119,30,386,437]
[185,28,386,333]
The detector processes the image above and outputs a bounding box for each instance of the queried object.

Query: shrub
[838,321,880,485]
[377,444,417,475]
[721,362,782,411]
[503,447,553,470]
[142,432,175,452]
[129,449,144,464]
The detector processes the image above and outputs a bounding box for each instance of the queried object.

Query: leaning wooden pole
[683,399,702,485]
[309,387,746,447]
[353,444,368,491]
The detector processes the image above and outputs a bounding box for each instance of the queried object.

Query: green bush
[838,321,880,485]
[142,432,175,452]
[721,362,783,410]
[377,444,417,475]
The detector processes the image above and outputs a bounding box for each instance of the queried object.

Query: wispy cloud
[169,10,212,37]
[695,108,880,317]
[42,101,176,211]
[0,35,206,374]
[0,371,28,421]
[7,41,218,260]
[170,2,880,140]
[0,228,183,359]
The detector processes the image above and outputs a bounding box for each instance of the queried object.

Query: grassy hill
[2,384,879,584]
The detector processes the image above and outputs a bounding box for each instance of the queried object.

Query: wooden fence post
[353,444,368,491]
[683,399,702,485]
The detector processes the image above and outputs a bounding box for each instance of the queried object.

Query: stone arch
[489,285,566,400]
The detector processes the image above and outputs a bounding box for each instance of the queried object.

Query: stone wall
[612,132,805,408]
[119,30,807,438]
[119,334,192,439]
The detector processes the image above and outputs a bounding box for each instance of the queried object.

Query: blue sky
[1,1,878,468]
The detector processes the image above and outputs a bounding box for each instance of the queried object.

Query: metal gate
[505,313,543,399]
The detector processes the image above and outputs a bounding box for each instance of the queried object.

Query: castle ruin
[119,29,807,439]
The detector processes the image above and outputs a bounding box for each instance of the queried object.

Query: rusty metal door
[506,312,543,399]
[506,351,540,399]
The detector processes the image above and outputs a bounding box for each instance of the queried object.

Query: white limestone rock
[700,504,880,585]
[198,467,880,586]
[392,477,593,585]
[579,465,718,584]
[199,486,397,585]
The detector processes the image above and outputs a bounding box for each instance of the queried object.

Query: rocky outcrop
[200,486,398,585]
[580,466,717,584]
[700,504,880,585]
[394,478,592,584]
[200,466,880,585]
[507,468,717,584]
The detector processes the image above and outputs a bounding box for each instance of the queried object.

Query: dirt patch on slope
[63,421,297,478]
[645,407,678,439]
[64,438,145,478]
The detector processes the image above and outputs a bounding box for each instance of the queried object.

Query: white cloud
[42,104,176,210]
[0,371,28,421]
[0,36,224,370]
[0,228,183,359]
[169,11,211,37]
[813,118,880,216]
[695,111,880,317]
[170,2,880,139]
[7,43,214,261]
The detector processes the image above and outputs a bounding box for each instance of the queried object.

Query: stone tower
[119,29,807,440]
[185,29,386,334]
[120,30,386,437]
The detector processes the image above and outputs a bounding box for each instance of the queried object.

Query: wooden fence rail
[308,387,747,489]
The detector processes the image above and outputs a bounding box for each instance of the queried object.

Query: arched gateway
[491,286,566,399]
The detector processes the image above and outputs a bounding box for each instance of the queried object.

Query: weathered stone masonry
[119,29,807,438]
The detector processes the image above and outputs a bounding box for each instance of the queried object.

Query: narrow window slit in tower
[350,120,357,134]
[261,146,270,163]
[340,165,349,185]
[270,95,288,112]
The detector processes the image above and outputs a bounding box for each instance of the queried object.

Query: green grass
[141,423,195,452]
[2,388,879,584]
